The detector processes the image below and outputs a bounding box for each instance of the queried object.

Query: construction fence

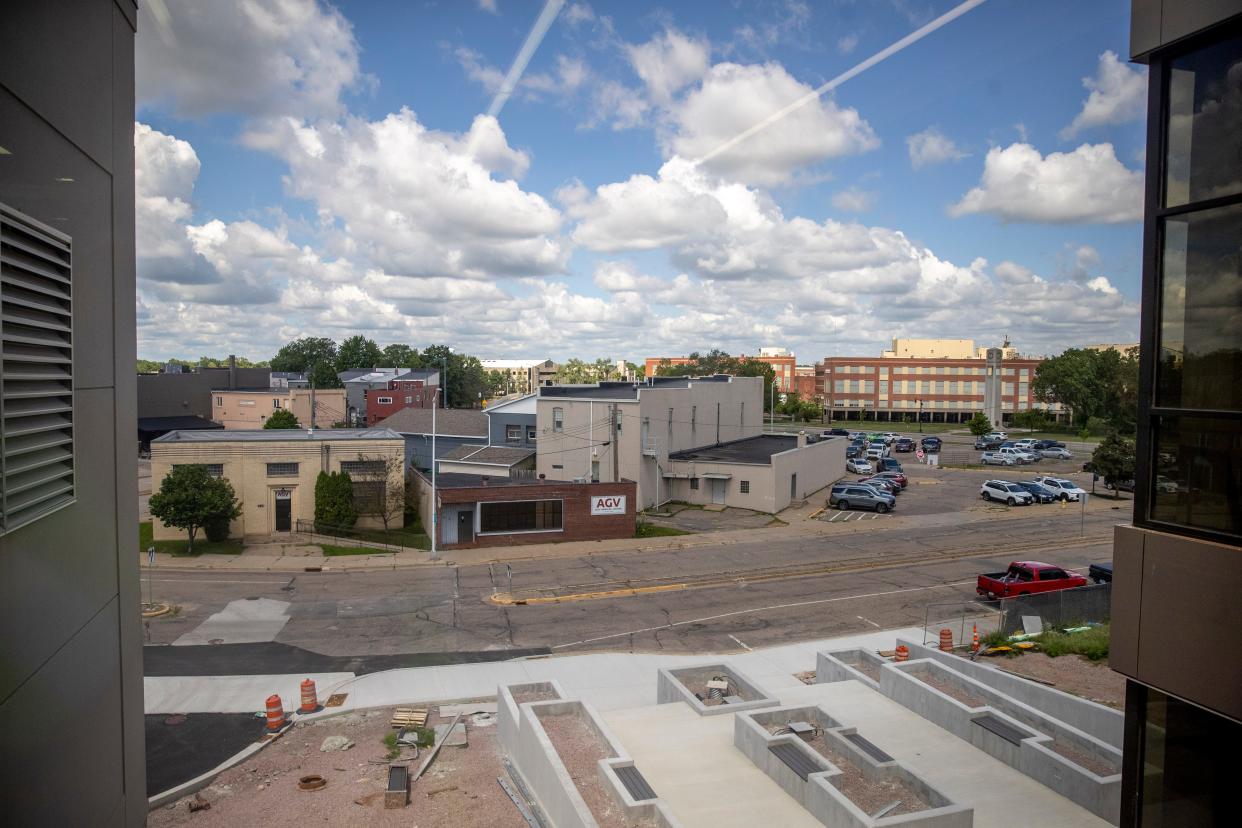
[996,583,1112,634]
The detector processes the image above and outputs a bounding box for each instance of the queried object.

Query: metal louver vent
[1,202,74,534]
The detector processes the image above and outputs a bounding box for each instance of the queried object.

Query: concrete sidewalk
[143,626,923,715]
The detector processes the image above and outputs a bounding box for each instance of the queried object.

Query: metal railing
[293,518,431,553]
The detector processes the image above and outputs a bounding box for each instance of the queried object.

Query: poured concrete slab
[173,597,292,646]
[144,672,354,714]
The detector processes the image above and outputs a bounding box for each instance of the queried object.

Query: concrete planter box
[735,705,972,828]
[497,685,683,828]
[881,660,1121,824]
[498,680,566,757]
[816,649,887,690]
[657,662,778,716]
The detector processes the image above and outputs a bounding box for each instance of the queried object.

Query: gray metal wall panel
[1131,0,1163,59]
[404,434,486,470]
[1131,0,1242,59]
[489,411,537,448]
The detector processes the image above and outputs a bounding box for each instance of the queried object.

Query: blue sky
[134,0,1145,363]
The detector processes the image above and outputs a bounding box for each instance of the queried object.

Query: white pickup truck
[999,446,1037,464]
[981,451,1015,465]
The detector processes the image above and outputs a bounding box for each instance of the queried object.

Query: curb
[147,735,272,810]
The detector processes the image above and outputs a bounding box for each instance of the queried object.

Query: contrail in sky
[487,0,566,119]
[697,0,988,167]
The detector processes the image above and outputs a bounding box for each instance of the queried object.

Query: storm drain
[769,743,821,781]
[844,732,893,763]
[974,714,1033,745]
[614,765,657,801]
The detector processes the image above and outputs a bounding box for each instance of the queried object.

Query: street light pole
[918,399,924,433]
[431,388,439,561]
[441,355,449,409]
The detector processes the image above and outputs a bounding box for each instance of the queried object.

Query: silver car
[830,483,895,513]
[1040,447,1073,459]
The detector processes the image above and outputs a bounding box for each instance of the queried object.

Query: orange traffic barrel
[939,628,953,652]
[265,694,286,732]
[300,679,319,714]
[971,624,980,652]
[894,645,909,662]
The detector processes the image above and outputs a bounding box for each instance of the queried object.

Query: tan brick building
[211,387,347,429]
[150,429,405,539]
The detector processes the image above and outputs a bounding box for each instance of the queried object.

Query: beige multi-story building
[211,387,347,429]
[481,359,558,395]
[150,429,405,539]
[880,338,977,359]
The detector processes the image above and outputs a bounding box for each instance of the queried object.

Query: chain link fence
[996,583,1111,634]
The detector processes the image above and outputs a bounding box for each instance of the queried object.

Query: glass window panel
[1165,33,1242,207]
[1150,415,1242,535]
[1157,203,1242,410]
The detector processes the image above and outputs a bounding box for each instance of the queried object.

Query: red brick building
[793,365,818,400]
[413,472,636,550]
[364,373,438,426]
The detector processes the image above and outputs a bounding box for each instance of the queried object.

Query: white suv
[1032,476,1087,501]
[981,480,1034,505]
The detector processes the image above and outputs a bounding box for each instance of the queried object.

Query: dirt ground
[538,711,651,828]
[993,652,1126,709]
[147,703,528,828]
[907,665,990,708]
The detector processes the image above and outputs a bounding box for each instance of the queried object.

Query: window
[834,380,845,393]
[376,396,393,405]
[740,480,750,493]
[506,424,521,443]
[239,399,255,407]
[351,480,385,514]
[690,477,700,490]
[404,396,412,404]
[553,407,564,432]
[273,399,281,409]
[341,460,385,476]
[527,427,537,442]
[266,462,298,477]
[0,204,74,534]
[216,396,223,407]
[174,463,223,478]
[479,499,562,533]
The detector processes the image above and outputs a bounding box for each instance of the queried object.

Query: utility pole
[310,381,317,429]
[611,404,619,482]
[431,388,439,561]
[716,401,721,445]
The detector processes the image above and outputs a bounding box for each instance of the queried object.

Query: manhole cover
[164,714,187,726]
[208,638,224,645]
[298,775,327,791]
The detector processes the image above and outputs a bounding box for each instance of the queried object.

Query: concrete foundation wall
[895,639,1123,747]
[816,649,886,690]
[657,663,778,716]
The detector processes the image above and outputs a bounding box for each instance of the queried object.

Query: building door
[791,473,797,500]
[457,510,474,543]
[274,490,292,532]
[711,478,725,504]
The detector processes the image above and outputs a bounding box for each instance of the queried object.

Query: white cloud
[665,62,879,186]
[831,187,877,213]
[564,3,595,25]
[625,28,711,106]
[135,122,199,264]
[477,0,499,14]
[583,81,650,130]
[455,48,587,102]
[1061,51,1147,139]
[136,0,368,120]
[906,127,968,169]
[837,33,859,54]
[950,142,1143,224]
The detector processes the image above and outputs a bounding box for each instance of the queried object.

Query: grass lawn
[635,523,694,538]
[138,520,243,557]
[1038,623,1110,661]
[315,522,432,551]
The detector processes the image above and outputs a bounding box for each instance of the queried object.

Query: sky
[134,0,1145,364]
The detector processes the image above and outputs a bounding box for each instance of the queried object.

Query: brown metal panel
[1109,525,1145,677]
[1136,529,1242,721]
[1161,0,1242,47]
[1130,0,1163,61]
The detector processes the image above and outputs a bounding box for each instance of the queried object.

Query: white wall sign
[590,495,626,515]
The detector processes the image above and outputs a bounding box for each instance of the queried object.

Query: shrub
[314,470,357,532]
[203,513,232,542]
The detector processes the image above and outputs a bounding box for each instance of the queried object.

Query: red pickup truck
[976,561,1088,599]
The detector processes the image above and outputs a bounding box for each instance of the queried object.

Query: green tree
[337,335,383,373]
[380,343,419,368]
[556,358,595,384]
[270,337,340,388]
[1011,409,1051,432]
[149,465,241,553]
[1032,347,1139,433]
[263,408,300,429]
[653,351,776,411]
[967,411,993,436]
[1090,432,1137,497]
[314,470,358,531]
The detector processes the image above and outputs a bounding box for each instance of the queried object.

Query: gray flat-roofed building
[0,2,145,823]
[376,407,489,470]
[485,393,538,450]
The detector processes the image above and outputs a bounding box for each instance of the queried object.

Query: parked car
[877,457,904,473]
[1089,562,1113,584]
[1103,478,1136,493]
[1032,476,1087,502]
[999,446,1037,464]
[981,451,1015,466]
[848,431,866,441]
[1013,439,1040,452]
[829,483,895,513]
[858,477,900,495]
[825,428,851,437]
[873,470,908,488]
[846,457,873,474]
[980,480,1035,505]
[974,437,1002,450]
[920,436,942,452]
[865,447,885,462]
[845,446,862,460]
[976,561,1087,599]
[1040,447,1073,460]
[1033,439,1066,451]
[881,432,900,444]
[1013,480,1058,503]
[868,441,889,456]
[894,437,916,452]
[984,431,1007,441]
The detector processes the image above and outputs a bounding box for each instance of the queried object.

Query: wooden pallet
[390,707,428,729]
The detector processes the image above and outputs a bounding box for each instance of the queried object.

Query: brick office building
[413,473,636,550]
[364,370,440,425]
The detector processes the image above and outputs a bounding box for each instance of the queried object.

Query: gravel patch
[906,666,989,708]
[147,705,524,828]
[766,726,930,817]
[511,688,560,704]
[538,711,650,828]
[995,652,1126,709]
[793,670,816,685]
[1045,738,1120,778]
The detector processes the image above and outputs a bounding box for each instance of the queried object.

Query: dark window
[740,481,750,494]
[174,463,223,478]
[341,460,385,476]
[1041,568,1067,580]
[376,396,392,405]
[690,478,699,490]
[1150,415,1241,534]
[553,407,563,432]
[479,499,562,533]
[351,480,385,514]
[1164,33,1242,208]
[527,427,537,442]
[506,424,521,443]
[266,462,298,477]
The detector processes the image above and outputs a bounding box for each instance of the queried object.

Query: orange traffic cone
[971,624,980,652]
[939,628,953,652]
[894,645,909,662]
[300,678,319,714]
[265,694,286,732]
